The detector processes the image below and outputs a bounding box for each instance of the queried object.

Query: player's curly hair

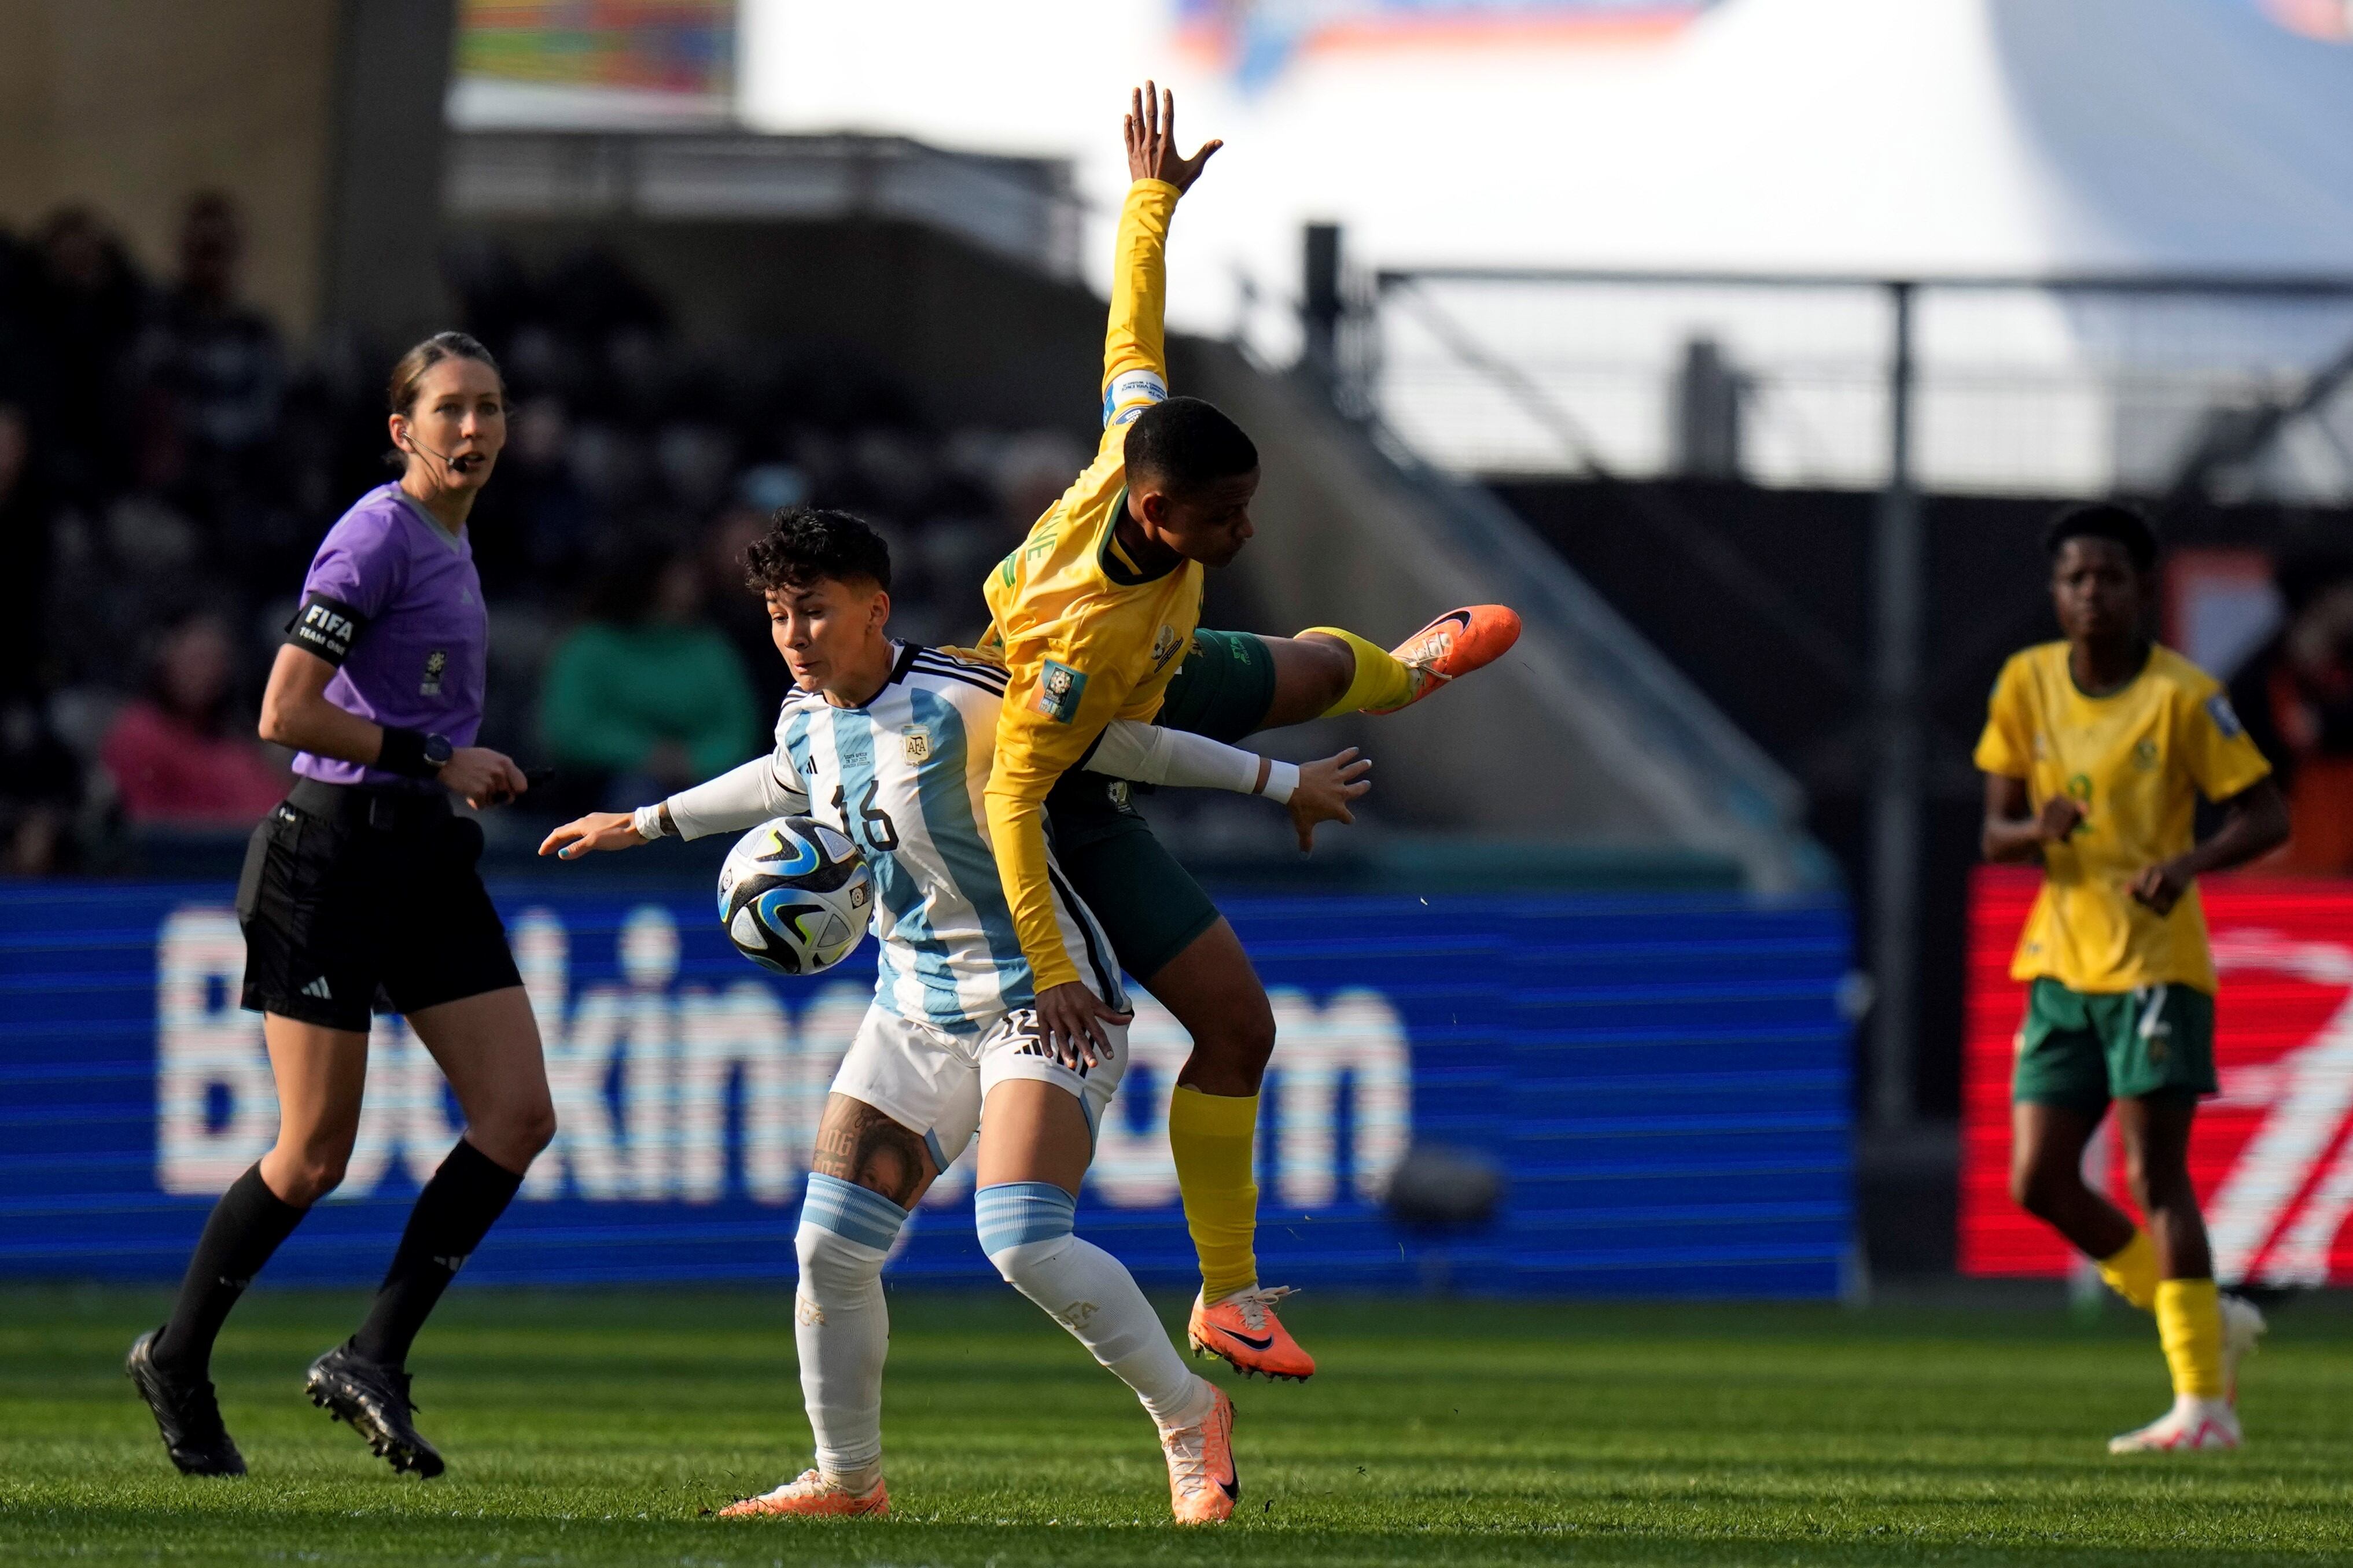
[1125,396,1258,495]
[743,506,893,593]
[2043,502,2156,573]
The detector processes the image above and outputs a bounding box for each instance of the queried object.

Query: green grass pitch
[3,1286,2350,1566]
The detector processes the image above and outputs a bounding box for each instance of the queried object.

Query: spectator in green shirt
[540,547,761,809]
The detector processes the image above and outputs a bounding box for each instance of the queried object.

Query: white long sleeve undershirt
[647,720,1294,843]
[655,754,804,842]
[1084,721,1298,802]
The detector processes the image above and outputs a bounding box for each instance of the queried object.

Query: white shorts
[828,1004,1128,1174]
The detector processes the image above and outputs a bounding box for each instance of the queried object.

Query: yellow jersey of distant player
[1973,640,2271,994]
[977,178,1200,991]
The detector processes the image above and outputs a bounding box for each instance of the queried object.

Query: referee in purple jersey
[127,333,555,1480]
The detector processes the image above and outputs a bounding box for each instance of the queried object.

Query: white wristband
[632,803,670,841]
[1261,761,1299,805]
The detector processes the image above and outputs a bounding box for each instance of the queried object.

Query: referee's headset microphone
[397,427,485,481]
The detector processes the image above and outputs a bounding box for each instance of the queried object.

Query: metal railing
[1368,268,2353,503]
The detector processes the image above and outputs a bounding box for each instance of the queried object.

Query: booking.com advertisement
[1964,868,2353,1287]
[1,884,1853,1298]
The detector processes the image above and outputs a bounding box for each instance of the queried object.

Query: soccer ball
[717,816,872,975]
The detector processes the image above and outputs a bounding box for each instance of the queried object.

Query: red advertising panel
[1963,867,2353,1286]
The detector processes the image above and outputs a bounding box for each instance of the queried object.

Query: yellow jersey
[978,178,1201,990]
[1973,641,2270,994]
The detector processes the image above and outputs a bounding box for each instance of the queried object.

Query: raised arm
[1099,84,1221,434]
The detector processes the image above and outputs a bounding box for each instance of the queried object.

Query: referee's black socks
[152,1163,310,1373]
[350,1138,524,1368]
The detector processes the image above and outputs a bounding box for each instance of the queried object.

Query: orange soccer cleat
[1188,1285,1316,1382]
[717,1469,889,1518]
[1365,605,1523,715]
[1160,1383,1239,1525]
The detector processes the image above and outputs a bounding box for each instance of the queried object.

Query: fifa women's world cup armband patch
[1033,659,1089,724]
[1103,369,1166,428]
[286,594,366,666]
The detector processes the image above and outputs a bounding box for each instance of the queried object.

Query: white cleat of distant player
[2219,1292,2266,1405]
[2108,1394,2241,1453]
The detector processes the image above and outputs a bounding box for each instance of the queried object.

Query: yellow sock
[1168,1086,1260,1302]
[2097,1228,2160,1311]
[2154,1278,2225,1400]
[1301,626,1415,717]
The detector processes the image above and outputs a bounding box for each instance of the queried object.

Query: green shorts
[1155,628,1277,744]
[1043,628,1275,981]
[2011,979,2218,1113]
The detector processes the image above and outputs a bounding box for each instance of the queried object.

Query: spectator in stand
[135,193,285,533]
[539,546,760,809]
[0,403,47,698]
[0,697,83,875]
[701,485,800,721]
[27,207,147,508]
[100,611,286,827]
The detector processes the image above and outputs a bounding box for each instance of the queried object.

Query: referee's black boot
[305,1342,444,1478]
[126,1329,247,1477]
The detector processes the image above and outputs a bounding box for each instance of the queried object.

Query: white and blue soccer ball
[717,816,871,976]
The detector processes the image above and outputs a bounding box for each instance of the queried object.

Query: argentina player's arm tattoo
[812,1094,938,1209]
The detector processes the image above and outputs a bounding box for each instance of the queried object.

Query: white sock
[794,1174,908,1487]
[977,1182,1214,1430]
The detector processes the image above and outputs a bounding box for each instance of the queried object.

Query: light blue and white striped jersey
[762,643,1127,1031]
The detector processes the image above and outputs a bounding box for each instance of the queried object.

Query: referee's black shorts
[236,779,523,1033]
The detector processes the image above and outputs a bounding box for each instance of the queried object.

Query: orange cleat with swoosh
[1160,1383,1239,1524]
[1188,1285,1316,1382]
[1364,604,1522,714]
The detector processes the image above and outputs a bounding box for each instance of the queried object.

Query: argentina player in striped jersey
[540,507,1367,1523]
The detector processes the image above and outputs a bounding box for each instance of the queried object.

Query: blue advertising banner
[0,883,1852,1297]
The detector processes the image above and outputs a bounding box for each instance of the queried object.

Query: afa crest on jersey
[901,725,931,763]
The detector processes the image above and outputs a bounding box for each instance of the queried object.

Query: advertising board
[2,884,1851,1296]
[1963,867,2353,1286]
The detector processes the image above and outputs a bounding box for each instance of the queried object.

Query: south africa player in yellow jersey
[1977,503,2289,1453]
[976,85,1518,1380]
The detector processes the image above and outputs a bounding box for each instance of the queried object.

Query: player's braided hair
[745,506,893,593]
[2043,502,2156,573]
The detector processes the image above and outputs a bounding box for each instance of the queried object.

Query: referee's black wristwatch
[379,727,455,779]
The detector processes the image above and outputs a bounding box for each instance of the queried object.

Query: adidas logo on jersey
[300,977,333,1000]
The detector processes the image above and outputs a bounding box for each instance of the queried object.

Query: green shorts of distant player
[2011,977,2218,1113]
[1048,629,1276,983]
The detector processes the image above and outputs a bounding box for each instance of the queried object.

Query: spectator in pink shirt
[101,612,286,825]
